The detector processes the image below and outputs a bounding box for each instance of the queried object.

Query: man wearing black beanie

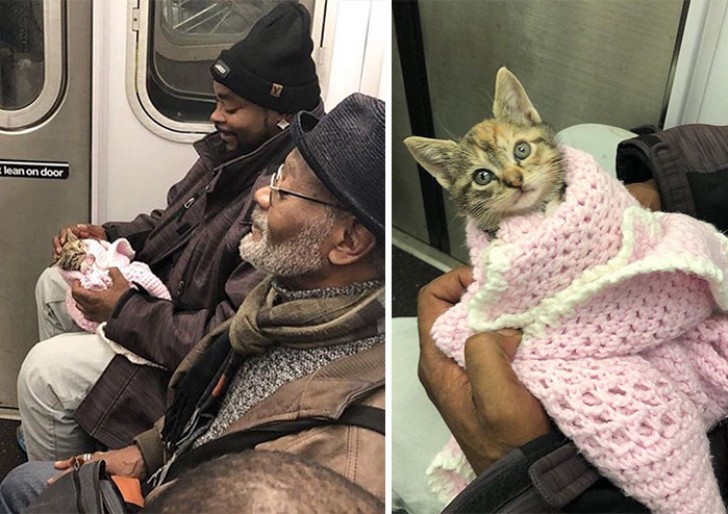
[208,0,321,152]
[21,1,324,464]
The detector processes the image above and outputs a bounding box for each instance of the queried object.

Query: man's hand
[72,268,130,322]
[626,179,661,211]
[50,445,146,484]
[53,223,106,259]
[417,267,549,474]
[463,331,550,470]
[417,266,474,405]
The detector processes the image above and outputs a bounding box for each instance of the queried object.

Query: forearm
[105,261,265,368]
[104,290,237,370]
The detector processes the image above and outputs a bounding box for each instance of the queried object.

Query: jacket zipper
[145,183,210,243]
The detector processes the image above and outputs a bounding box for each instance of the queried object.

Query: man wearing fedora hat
[1,92,386,512]
[20,1,326,463]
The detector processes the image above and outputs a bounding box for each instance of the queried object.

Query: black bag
[23,460,127,514]
[616,124,728,233]
[442,432,648,513]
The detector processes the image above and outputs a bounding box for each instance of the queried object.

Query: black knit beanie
[210,1,320,113]
[291,93,385,243]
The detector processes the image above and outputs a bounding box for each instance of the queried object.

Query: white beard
[238,207,334,277]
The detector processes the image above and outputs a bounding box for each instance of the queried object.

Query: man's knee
[17,341,58,407]
[17,335,105,408]
[0,461,56,512]
[18,334,88,402]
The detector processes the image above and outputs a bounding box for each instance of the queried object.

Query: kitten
[52,232,89,271]
[404,67,565,233]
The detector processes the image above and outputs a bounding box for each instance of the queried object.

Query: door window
[0,0,64,130]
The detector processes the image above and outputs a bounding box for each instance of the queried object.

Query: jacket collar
[194,99,326,169]
[222,342,384,434]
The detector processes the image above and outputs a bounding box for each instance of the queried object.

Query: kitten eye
[472,169,494,186]
[514,142,531,160]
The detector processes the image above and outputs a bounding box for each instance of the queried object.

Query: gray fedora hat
[291,93,385,242]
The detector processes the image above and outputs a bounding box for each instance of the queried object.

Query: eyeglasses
[269,165,345,209]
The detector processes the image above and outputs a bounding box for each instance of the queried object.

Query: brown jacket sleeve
[133,416,167,478]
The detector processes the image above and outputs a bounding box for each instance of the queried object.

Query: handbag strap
[164,403,384,483]
[442,432,601,513]
[78,461,126,514]
[337,405,385,435]
[78,462,103,513]
[528,443,601,509]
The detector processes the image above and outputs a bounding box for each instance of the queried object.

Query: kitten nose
[503,168,523,189]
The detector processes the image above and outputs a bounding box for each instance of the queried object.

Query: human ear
[327,217,376,266]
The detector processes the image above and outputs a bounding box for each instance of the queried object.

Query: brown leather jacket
[135,319,385,501]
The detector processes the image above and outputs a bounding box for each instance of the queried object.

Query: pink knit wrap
[60,238,171,333]
[428,146,728,514]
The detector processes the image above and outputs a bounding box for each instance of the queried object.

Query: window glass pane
[148,0,316,123]
[0,0,45,110]
[161,0,291,36]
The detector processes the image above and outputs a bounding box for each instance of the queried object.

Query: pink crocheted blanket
[428,146,728,513]
[60,238,171,333]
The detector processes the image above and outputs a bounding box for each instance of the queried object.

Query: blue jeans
[0,462,57,514]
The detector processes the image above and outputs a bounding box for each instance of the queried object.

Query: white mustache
[250,207,268,236]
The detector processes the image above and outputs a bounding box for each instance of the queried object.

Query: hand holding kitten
[71,267,130,322]
[417,267,549,474]
[53,223,106,259]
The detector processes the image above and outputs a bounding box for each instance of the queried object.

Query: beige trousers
[18,268,114,461]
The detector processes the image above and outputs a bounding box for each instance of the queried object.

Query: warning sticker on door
[0,159,69,180]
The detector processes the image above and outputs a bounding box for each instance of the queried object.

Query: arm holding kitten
[417,267,549,474]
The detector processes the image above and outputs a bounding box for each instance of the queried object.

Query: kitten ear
[493,67,542,126]
[66,231,79,243]
[404,136,459,190]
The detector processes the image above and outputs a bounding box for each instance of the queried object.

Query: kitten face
[404,67,565,232]
[435,120,563,231]
[52,232,88,271]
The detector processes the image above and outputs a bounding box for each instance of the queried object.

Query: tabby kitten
[405,67,565,233]
[52,232,89,271]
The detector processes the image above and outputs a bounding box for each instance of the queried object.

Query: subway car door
[0,0,91,410]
